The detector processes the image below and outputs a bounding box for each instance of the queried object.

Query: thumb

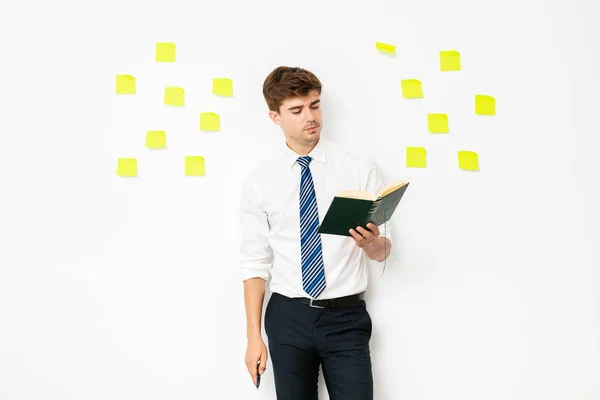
[259,354,267,374]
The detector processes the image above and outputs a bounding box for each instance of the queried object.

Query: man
[239,66,392,399]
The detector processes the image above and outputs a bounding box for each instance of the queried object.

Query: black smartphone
[256,361,261,388]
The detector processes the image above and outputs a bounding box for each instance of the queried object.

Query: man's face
[269,89,322,148]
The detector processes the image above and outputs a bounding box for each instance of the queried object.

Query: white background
[1,0,599,399]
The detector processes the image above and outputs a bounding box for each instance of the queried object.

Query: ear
[268,110,281,125]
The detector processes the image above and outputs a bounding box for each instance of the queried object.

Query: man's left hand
[349,223,380,249]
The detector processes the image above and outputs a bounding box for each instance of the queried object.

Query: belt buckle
[309,298,324,308]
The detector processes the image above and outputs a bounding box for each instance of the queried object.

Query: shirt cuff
[240,263,272,282]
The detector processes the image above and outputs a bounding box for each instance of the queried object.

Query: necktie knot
[297,156,312,169]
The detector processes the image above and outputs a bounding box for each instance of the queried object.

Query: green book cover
[318,181,409,237]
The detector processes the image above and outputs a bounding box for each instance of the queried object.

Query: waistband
[283,292,365,309]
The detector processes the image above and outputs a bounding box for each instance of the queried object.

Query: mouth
[306,126,319,132]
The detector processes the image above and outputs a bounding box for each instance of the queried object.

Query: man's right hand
[245,337,268,386]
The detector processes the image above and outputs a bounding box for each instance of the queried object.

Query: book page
[337,189,378,201]
[377,180,409,197]
[337,180,408,200]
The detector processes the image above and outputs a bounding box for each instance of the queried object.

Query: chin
[306,130,320,140]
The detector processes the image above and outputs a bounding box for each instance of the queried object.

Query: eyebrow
[288,99,321,111]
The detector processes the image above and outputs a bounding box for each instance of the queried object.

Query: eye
[311,105,320,109]
[292,110,301,115]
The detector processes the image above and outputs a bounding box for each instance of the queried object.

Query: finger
[367,223,380,236]
[247,360,258,381]
[348,228,361,240]
[349,229,366,245]
[259,353,267,374]
[356,226,372,239]
[248,364,257,379]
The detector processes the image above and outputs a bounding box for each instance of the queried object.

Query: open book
[318,180,409,236]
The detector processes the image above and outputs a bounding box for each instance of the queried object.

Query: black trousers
[265,292,373,400]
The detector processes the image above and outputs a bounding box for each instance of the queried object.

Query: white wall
[1,0,599,399]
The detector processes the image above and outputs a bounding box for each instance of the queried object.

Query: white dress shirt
[239,137,392,300]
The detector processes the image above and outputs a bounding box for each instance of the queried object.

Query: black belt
[290,292,365,309]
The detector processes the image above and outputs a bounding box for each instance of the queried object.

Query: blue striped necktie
[297,156,326,298]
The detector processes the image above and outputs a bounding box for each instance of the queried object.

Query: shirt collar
[282,137,328,169]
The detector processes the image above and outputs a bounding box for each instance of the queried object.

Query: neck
[287,137,319,156]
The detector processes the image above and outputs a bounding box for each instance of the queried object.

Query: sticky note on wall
[213,78,233,96]
[164,87,184,106]
[458,151,479,171]
[116,158,137,177]
[427,114,449,133]
[156,42,176,62]
[401,79,423,99]
[116,75,136,94]
[185,156,205,176]
[406,147,426,168]
[440,50,461,71]
[375,42,396,55]
[475,94,496,115]
[200,112,220,131]
[146,131,166,148]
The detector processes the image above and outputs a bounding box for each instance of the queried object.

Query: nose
[306,108,316,122]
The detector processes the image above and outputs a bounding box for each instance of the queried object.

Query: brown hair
[262,66,322,112]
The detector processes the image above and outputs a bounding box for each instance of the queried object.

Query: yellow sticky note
[458,151,479,171]
[440,50,461,71]
[427,114,449,133]
[406,147,427,168]
[401,79,423,99]
[164,87,184,106]
[376,42,396,55]
[200,112,220,131]
[212,78,233,96]
[146,130,166,149]
[155,42,176,62]
[116,158,137,177]
[185,156,205,176]
[116,75,135,94]
[475,94,496,116]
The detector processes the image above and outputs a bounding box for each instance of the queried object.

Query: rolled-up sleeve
[239,173,273,282]
[363,159,393,243]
